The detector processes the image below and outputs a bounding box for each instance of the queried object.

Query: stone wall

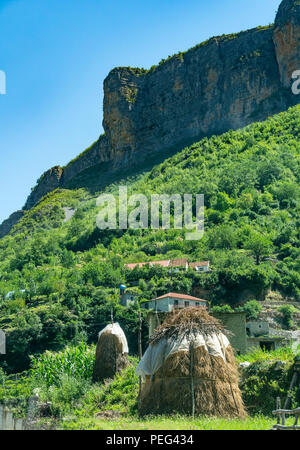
[0,405,23,430]
[212,312,247,354]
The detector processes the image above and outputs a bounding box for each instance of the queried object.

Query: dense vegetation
[0,105,299,374]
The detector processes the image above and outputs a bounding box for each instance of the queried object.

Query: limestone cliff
[2,0,300,235]
[0,210,24,238]
[24,166,63,210]
[273,0,300,87]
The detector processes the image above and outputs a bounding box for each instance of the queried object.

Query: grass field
[59,414,283,430]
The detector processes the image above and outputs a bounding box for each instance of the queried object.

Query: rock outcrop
[0,210,24,238]
[273,0,300,87]
[24,166,63,210]
[1,0,300,235]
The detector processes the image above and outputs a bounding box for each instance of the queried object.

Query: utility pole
[138,305,143,415]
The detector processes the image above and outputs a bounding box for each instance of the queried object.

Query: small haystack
[136,307,246,418]
[93,322,129,382]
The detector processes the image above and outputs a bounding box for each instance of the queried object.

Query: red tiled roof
[149,260,170,267]
[125,260,170,269]
[189,261,210,268]
[155,292,207,302]
[125,259,210,270]
[169,258,188,267]
[124,262,144,269]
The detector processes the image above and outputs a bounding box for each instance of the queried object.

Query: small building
[246,321,269,337]
[246,336,287,352]
[124,260,170,270]
[124,259,210,272]
[143,292,208,337]
[120,292,136,307]
[245,320,291,352]
[189,261,210,272]
[168,258,189,272]
[119,284,136,307]
[142,292,208,312]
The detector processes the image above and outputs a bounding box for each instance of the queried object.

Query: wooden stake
[190,341,195,419]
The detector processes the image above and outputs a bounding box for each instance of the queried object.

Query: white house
[189,261,210,272]
[142,292,208,312]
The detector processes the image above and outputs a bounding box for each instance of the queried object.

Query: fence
[0,396,40,430]
[272,407,300,430]
[0,405,24,430]
[272,396,300,430]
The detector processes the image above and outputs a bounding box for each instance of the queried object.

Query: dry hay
[149,306,229,344]
[92,329,129,383]
[140,307,246,418]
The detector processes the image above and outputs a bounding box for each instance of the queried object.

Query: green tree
[278,305,296,330]
[239,300,262,320]
[244,233,273,265]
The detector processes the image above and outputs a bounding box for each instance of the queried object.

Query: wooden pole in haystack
[190,340,195,419]
[138,311,143,360]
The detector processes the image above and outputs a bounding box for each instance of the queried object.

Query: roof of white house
[153,292,208,303]
[189,261,210,268]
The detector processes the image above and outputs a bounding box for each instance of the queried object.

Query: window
[184,301,189,307]
[196,302,200,307]
[174,300,179,308]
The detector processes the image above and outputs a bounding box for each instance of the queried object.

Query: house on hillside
[124,260,170,270]
[119,284,136,307]
[142,292,208,336]
[124,259,210,272]
[245,320,290,352]
[189,261,210,272]
[168,258,189,272]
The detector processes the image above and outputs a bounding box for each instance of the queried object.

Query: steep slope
[0,105,299,372]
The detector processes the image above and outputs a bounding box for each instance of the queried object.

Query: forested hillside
[0,105,299,373]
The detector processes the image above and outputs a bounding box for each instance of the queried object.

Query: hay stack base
[137,307,246,418]
[93,323,129,383]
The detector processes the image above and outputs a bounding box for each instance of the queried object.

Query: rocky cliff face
[2,0,300,234]
[273,0,300,87]
[24,166,63,210]
[0,210,24,238]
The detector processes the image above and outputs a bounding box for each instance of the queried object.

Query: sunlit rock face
[273,0,300,88]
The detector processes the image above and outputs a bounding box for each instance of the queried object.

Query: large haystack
[136,307,246,418]
[93,323,129,382]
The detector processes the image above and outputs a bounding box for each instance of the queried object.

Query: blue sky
[0,0,282,223]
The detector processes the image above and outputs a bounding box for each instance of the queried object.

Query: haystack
[92,322,129,382]
[136,307,246,417]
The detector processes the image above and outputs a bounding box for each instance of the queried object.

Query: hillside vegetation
[0,105,299,373]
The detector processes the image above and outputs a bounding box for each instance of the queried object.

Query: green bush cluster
[240,356,300,415]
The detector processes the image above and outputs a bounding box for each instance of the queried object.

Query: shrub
[278,305,296,330]
[35,374,92,417]
[238,300,263,320]
[240,355,300,415]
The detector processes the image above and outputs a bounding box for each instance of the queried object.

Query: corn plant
[31,342,95,386]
